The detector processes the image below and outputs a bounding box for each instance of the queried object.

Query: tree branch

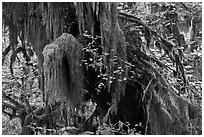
[139,58,169,88]
[3,91,25,110]
[2,102,19,119]
[179,2,194,13]
[2,45,11,64]
[118,12,175,57]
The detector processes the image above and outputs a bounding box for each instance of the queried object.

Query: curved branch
[179,2,194,13]
[10,46,31,74]
[139,58,168,88]
[3,91,25,110]
[118,12,174,58]
[2,45,11,64]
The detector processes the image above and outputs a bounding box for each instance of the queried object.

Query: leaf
[109,81,113,84]
[104,52,109,56]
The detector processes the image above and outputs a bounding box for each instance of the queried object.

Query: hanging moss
[76,2,128,116]
[43,33,83,108]
[98,3,128,114]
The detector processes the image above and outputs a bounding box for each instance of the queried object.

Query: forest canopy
[2,2,202,135]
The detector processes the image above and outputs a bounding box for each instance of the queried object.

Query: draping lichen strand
[137,51,191,134]
[76,2,100,36]
[76,3,84,34]
[3,2,82,107]
[7,2,74,48]
[3,2,79,69]
[41,3,62,42]
[43,33,82,107]
[76,2,127,114]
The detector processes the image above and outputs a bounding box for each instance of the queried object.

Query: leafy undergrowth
[2,115,22,135]
[2,50,43,134]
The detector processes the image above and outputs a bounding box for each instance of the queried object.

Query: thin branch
[2,45,11,64]
[121,23,137,30]
[10,47,31,74]
[118,12,175,52]
[2,102,20,119]
[140,58,169,88]
[3,92,25,110]
[102,105,113,123]
[2,110,14,119]
[179,2,194,14]
[142,79,153,102]
[2,102,18,110]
